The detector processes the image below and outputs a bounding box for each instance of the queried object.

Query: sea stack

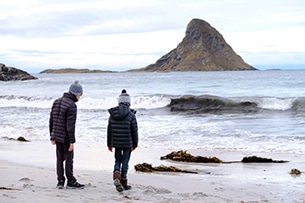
[134,18,256,71]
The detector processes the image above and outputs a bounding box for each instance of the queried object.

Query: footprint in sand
[19,177,33,182]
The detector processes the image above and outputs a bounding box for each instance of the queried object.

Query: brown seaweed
[134,163,197,174]
[0,187,21,191]
[160,150,222,163]
[241,156,288,163]
[160,150,288,164]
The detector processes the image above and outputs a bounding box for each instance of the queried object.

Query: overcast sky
[1,0,305,73]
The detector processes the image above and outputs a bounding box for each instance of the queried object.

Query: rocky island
[40,68,113,74]
[130,18,256,72]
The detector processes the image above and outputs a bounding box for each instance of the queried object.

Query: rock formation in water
[0,63,37,81]
[131,18,256,72]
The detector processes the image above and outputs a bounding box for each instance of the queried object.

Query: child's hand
[68,143,74,152]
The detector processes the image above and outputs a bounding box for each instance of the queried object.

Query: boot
[113,171,121,180]
[113,171,124,192]
[120,178,131,190]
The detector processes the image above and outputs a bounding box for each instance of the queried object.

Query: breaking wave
[0,94,304,113]
[168,95,301,113]
[0,94,171,110]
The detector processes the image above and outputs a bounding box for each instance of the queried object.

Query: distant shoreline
[39,68,114,74]
[39,68,261,74]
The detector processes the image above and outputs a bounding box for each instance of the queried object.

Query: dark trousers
[114,148,131,178]
[56,142,76,183]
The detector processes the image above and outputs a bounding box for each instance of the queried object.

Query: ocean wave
[0,94,303,112]
[0,95,54,109]
[0,94,172,110]
[292,97,305,111]
[169,95,258,113]
[168,95,299,113]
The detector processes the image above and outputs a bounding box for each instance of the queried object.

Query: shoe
[56,180,65,189]
[114,178,124,192]
[66,181,85,189]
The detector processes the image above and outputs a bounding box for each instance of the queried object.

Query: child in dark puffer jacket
[107,89,138,192]
[50,81,85,189]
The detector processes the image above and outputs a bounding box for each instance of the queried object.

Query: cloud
[0,0,305,72]
[0,0,188,37]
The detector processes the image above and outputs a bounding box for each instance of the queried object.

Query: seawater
[1,70,305,154]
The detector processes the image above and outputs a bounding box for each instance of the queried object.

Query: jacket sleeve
[131,114,138,148]
[107,119,112,147]
[49,107,54,140]
[66,104,77,143]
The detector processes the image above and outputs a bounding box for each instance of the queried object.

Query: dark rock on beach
[2,136,30,142]
[0,63,37,81]
[130,18,256,72]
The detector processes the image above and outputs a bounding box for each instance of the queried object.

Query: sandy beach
[0,140,305,203]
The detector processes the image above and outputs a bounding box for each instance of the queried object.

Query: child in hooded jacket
[107,89,138,192]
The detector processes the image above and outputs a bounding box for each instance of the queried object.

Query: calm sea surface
[1,70,305,153]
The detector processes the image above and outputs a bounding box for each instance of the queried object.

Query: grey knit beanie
[69,80,83,96]
[118,89,130,105]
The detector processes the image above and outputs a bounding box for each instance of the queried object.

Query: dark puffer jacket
[107,104,138,148]
[49,92,78,144]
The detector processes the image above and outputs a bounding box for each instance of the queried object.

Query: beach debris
[123,195,140,200]
[241,156,288,163]
[134,163,198,174]
[289,168,302,176]
[123,195,132,200]
[0,187,21,191]
[2,136,30,142]
[160,150,222,163]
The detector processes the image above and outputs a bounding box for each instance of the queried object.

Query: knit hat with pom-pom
[69,80,83,96]
[118,89,130,105]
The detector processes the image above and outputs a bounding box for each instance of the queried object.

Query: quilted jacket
[107,104,138,148]
[49,92,78,143]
